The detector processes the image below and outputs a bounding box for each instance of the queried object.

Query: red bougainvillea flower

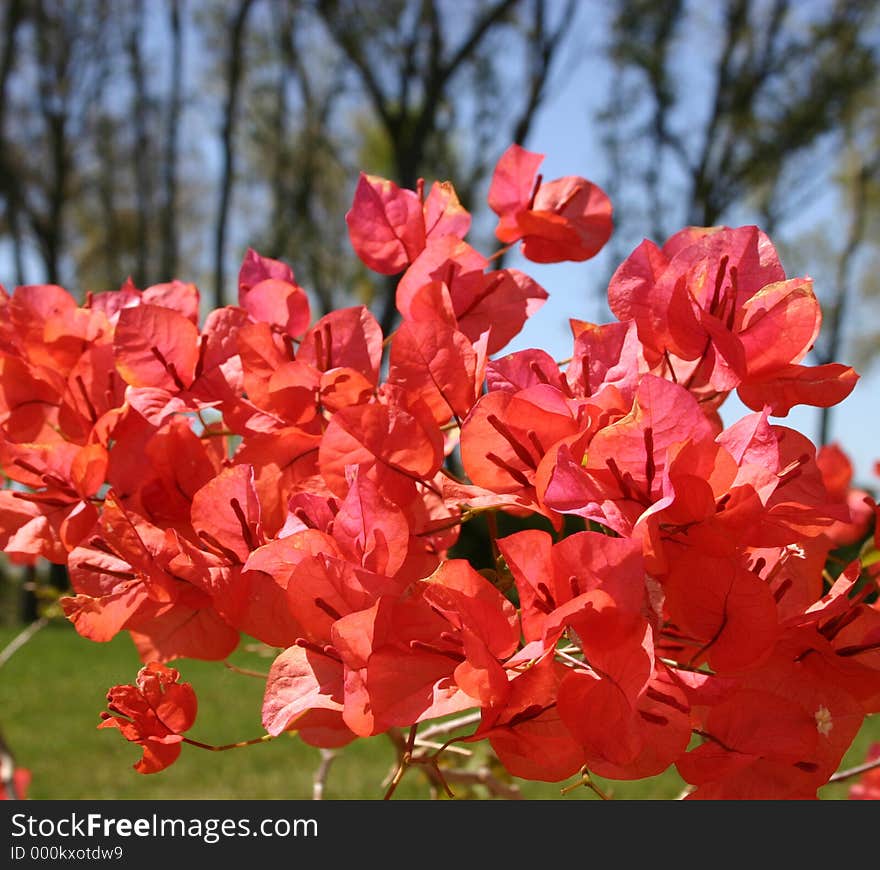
[387,320,487,428]
[333,559,519,737]
[815,442,875,547]
[395,235,548,354]
[460,382,586,504]
[318,384,444,512]
[261,642,356,749]
[2,143,877,800]
[99,662,197,774]
[488,144,612,263]
[237,248,310,338]
[0,439,107,561]
[62,490,240,664]
[345,173,470,275]
[676,687,823,799]
[559,660,692,781]
[607,225,858,411]
[468,653,585,783]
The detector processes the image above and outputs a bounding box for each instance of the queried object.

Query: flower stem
[182,734,275,752]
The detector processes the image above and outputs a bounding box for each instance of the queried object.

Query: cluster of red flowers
[1,145,877,798]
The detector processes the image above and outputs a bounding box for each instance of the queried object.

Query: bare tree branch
[0,617,48,671]
[828,754,880,784]
[0,0,26,285]
[511,0,577,147]
[312,748,337,799]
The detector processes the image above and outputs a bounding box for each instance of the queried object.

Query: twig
[441,765,523,799]
[384,725,417,800]
[555,647,586,669]
[828,756,880,784]
[312,748,337,800]
[0,617,48,670]
[182,734,275,752]
[560,766,612,800]
[416,711,482,742]
[223,660,269,679]
[414,738,472,757]
[384,725,520,799]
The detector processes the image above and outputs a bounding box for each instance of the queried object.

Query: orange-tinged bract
[99,663,197,774]
[0,145,876,798]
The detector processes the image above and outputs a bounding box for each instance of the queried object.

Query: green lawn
[0,622,876,800]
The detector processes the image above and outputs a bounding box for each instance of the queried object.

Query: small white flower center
[815,705,833,737]
[785,543,806,560]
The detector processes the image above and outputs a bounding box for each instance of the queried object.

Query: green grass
[0,622,876,800]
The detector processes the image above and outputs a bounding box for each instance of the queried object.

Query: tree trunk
[0,0,25,286]
[128,0,151,287]
[213,0,255,309]
[160,0,183,282]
